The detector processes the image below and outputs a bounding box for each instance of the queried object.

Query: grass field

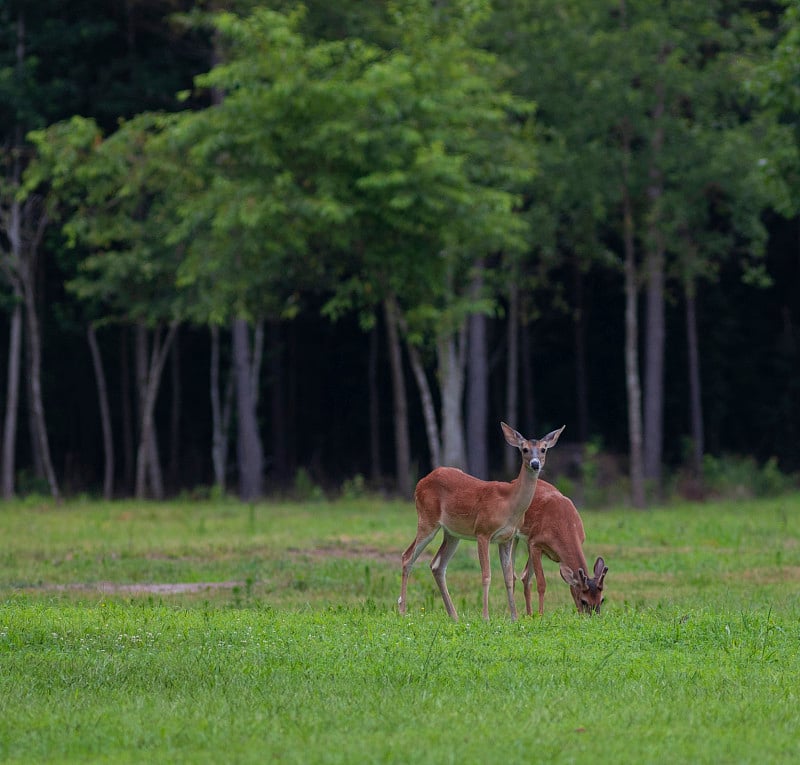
[1,492,799,763]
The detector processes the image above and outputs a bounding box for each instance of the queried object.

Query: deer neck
[508,464,540,523]
[557,534,589,573]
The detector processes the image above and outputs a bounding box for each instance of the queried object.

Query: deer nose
[530,458,541,471]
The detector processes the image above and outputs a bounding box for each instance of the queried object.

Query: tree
[164,8,364,497]
[486,0,783,504]
[320,0,535,479]
[0,6,60,499]
[27,114,184,500]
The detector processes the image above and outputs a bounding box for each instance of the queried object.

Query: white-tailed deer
[514,479,607,615]
[398,422,565,621]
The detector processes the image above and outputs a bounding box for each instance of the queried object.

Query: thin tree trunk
[621,118,646,509]
[504,279,520,476]
[134,324,150,497]
[0,11,25,499]
[120,327,135,494]
[438,261,468,471]
[467,268,488,479]
[232,317,264,501]
[383,295,413,497]
[1,301,22,498]
[0,11,58,500]
[685,279,704,479]
[210,324,226,491]
[18,209,58,501]
[368,320,381,484]
[134,322,177,499]
[573,255,590,444]
[168,326,181,492]
[396,303,441,470]
[268,320,287,483]
[25,342,45,480]
[87,323,114,500]
[438,326,468,470]
[520,316,535,431]
[643,55,667,492]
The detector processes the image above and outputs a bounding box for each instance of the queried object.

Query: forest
[0,0,798,507]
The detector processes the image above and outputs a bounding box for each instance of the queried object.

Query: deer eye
[522,447,529,454]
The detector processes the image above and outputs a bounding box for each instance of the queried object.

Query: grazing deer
[398,422,565,621]
[514,479,607,615]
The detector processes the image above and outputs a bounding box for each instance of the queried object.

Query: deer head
[500,422,565,474]
[559,556,608,614]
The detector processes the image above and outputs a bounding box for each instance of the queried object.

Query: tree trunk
[134,324,150,497]
[504,278,520,476]
[87,323,114,500]
[268,320,287,483]
[573,255,590,444]
[168,326,181,492]
[438,326,468,470]
[643,55,667,493]
[120,327,135,495]
[17,206,59,501]
[383,295,413,497]
[621,119,646,509]
[1,301,22,498]
[368,320,381,485]
[685,279,704,479]
[232,317,264,501]
[25,348,45,481]
[396,303,441,470]
[467,269,489,479]
[520,315,535,431]
[134,322,176,499]
[210,325,232,492]
[0,10,59,501]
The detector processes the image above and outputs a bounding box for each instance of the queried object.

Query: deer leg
[430,531,461,620]
[476,535,492,620]
[498,540,518,621]
[399,525,439,615]
[530,546,547,616]
[511,536,520,595]
[521,550,534,616]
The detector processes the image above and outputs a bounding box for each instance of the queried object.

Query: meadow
[1,492,799,764]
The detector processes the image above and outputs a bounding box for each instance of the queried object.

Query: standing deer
[398,422,565,621]
[514,479,608,615]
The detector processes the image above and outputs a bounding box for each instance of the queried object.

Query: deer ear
[594,556,608,580]
[500,422,524,448]
[560,564,578,586]
[595,558,608,589]
[543,425,565,448]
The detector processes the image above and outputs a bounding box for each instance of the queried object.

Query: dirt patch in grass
[14,545,399,596]
[289,543,398,564]
[47,581,246,595]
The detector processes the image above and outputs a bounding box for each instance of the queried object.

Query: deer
[398,422,565,621]
[513,479,608,615]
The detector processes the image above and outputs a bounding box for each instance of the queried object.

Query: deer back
[415,466,527,539]
[520,480,587,569]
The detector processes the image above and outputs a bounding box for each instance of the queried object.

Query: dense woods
[1,0,798,506]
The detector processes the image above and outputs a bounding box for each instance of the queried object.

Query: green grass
[1,493,800,763]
